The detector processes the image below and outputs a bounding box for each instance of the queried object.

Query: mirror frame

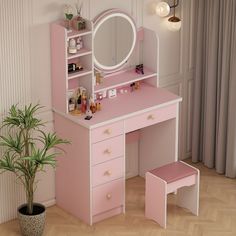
[93,9,137,73]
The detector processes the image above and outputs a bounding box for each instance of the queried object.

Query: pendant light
[167,0,181,31]
[155,2,170,17]
[156,0,181,31]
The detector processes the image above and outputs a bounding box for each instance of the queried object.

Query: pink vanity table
[51,9,182,225]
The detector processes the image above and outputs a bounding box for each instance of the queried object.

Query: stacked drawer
[91,121,125,220]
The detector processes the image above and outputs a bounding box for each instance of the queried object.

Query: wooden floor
[1,161,236,236]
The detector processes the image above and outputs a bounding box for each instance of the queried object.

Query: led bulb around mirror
[167,16,181,31]
[156,2,170,17]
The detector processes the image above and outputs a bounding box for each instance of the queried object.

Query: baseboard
[42,199,56,208]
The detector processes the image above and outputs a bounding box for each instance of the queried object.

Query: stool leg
[176,171,199,216]
[145,172,167,228]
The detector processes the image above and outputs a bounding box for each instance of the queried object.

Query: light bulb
[155,2,170,17]
[167,16,181,31]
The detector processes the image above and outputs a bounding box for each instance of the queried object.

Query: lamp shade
[156,2,170,17]
[167,16,181,31]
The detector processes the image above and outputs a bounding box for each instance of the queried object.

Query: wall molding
[187,79,194,153]
[157,0,195,160]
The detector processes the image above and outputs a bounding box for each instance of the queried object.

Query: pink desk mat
[149,162,198,184]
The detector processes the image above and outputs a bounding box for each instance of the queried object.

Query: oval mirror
[93,10,136,73]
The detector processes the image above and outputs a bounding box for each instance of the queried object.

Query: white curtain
[192,0,236,178]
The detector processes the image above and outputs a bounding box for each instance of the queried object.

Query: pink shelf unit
[50,19,94,114]
[51,19,159,115]
[94,67,157,93]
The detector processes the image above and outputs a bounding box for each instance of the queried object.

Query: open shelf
[67,48,92,60]
[67,29,92,39]
[94,67,157,93]
[68,69,92,80]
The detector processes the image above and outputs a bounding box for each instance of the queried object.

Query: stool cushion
[149,162,198,184]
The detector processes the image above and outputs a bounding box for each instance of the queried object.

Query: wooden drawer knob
[147,114,155,120]
[106,193,112,200]
[104,128,112,135]
[104,170,112,176]
[104,149,111,155]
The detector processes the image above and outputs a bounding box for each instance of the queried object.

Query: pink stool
[145,161,199,228]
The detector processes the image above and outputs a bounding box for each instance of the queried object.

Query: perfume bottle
[76,37,83,50]
[81,93,87,113]
[68,38,77,54]
[68,98,75,112]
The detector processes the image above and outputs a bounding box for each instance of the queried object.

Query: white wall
[0,0,195,223]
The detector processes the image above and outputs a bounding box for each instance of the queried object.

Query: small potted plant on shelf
[0,104,69,236]
[64,4,74,31]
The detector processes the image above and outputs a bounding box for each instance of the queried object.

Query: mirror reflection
[94,15,134,68]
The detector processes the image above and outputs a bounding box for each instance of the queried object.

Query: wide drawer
[92,157,124,187]
[93,178,124,216]
[125,104,177,133]
[92,135,124,165]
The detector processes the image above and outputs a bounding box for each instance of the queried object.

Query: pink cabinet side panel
[51,23,67,113]
[54,113,90,224]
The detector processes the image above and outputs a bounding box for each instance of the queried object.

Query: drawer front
[91,121,123,143]
[92,135,124,165]
[93,179,124,216]
[92,157,124,187]
[125,104,177,133]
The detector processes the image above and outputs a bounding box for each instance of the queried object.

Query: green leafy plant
[64,4,74,20]
[0,104,69,215]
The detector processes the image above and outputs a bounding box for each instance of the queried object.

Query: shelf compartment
[67,29,92,39]
[67,48,92,60]
[94,67,157,93]
[68,69,92,80]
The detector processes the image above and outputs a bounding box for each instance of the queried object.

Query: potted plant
[63,4,74,31]
[0,104,68,236]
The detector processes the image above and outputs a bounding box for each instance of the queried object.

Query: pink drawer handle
[104,149,112,155]
[106,193,112,200]
[147,114,155,120]
[104,128,112,135]
[104,170,112,176]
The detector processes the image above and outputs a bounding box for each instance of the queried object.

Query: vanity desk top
[54,84,182,129]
